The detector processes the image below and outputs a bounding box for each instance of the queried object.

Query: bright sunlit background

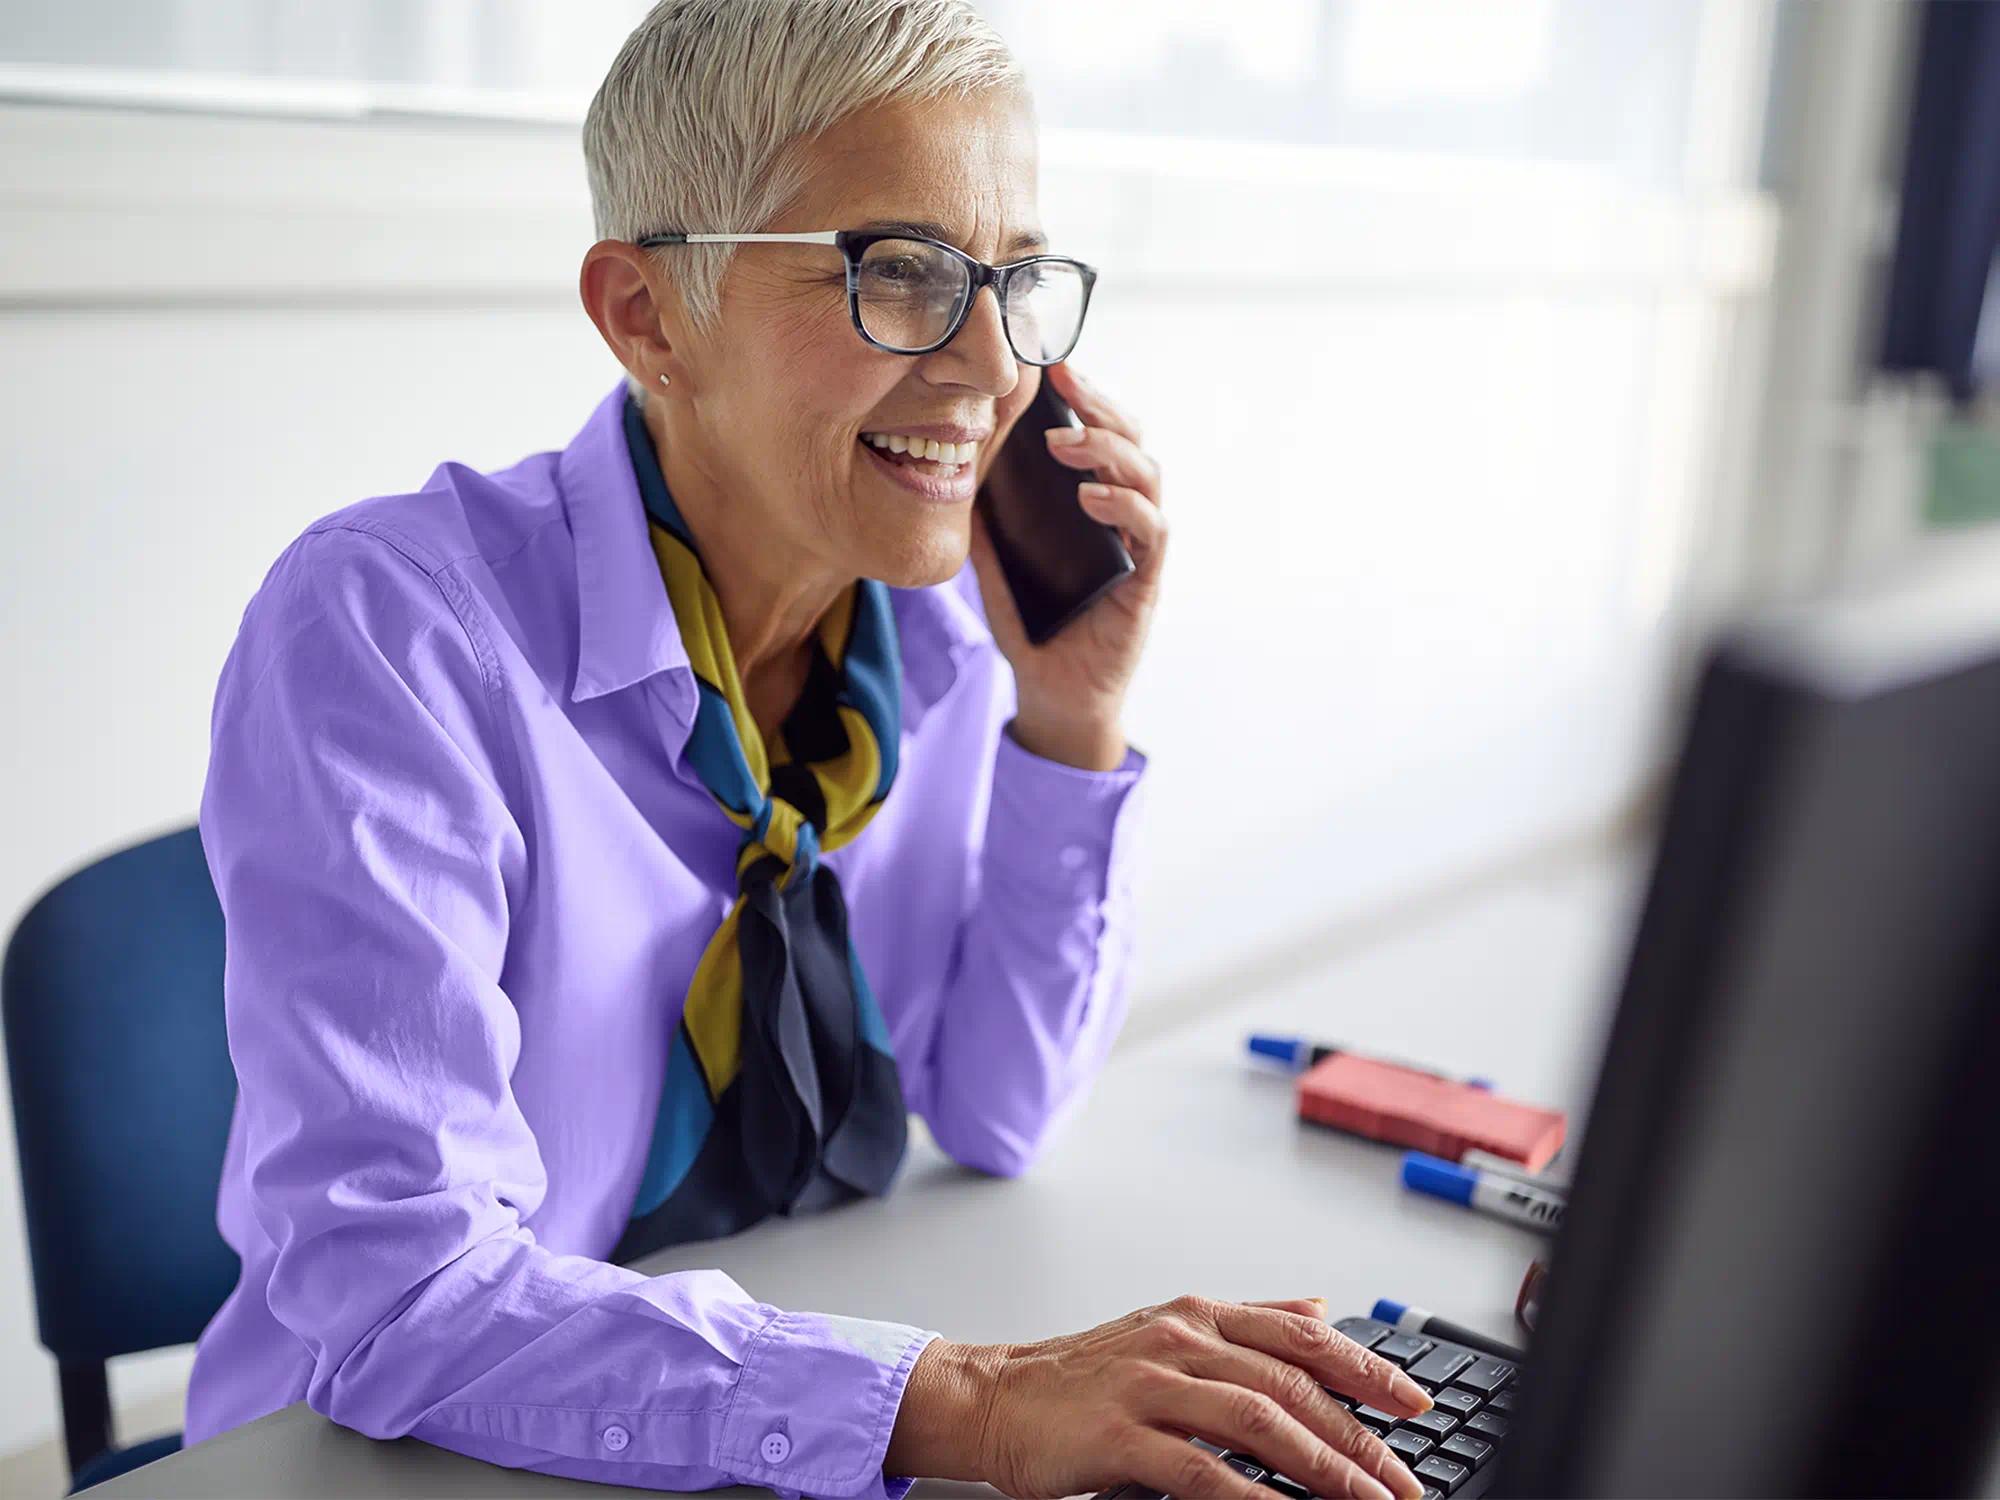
[1,0,1984,1488]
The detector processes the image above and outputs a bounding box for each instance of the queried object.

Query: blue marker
[1369,1299,1525,1363]
[1246,1033,1494,1091]
[1400,1150,1565,1234]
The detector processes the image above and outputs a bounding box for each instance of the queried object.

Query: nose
[926,281,1019,397]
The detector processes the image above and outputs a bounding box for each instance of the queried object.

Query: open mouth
[856,432,974,479]
[856,433,977,503]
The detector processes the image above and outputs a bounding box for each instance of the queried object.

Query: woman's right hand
[884,1294,1433,1500]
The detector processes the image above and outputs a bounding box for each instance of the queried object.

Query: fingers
[1177,1339,1424,1500]
[1040,362,1162,509]
[1077,483,1166,574]
[1209,1301,1432,1418]
[1043,423,1161,500]
[1139,1372,1404,1500]
[1242,1297,1330,1319]
[1117,1429,1274,1500]
[1048,360,1142,447]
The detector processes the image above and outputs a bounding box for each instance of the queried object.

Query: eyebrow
[856,218,1050,254]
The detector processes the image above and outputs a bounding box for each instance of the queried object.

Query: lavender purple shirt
[183,381,1148,1497]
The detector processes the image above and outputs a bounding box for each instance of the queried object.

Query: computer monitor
[1502,534,2000,1497]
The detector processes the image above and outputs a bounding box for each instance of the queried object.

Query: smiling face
[663,87,1046,590]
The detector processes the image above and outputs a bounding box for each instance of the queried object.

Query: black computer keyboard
[1094,1315,1518,1500]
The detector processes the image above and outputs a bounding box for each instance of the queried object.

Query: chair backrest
[3,826,239,1364]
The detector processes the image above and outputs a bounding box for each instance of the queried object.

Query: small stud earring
[658,372,671,387]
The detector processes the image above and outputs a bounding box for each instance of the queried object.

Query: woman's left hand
[968,360,1166,771]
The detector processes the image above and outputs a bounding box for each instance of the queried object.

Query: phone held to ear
[975,377,1136,646]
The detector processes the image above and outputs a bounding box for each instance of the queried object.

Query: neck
[642,393,847,684]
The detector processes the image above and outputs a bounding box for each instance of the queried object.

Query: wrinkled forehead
[788,90,1044,258]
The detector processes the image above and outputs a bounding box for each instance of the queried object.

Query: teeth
[863,432,976,466]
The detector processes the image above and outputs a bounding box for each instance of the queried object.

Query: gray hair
[583,0,1029,399]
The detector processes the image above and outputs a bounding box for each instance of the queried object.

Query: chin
[865,517,971,590]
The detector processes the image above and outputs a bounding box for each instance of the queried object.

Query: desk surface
[90,855,1633,1498]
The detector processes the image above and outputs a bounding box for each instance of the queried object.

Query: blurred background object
[1,0,1994,1492]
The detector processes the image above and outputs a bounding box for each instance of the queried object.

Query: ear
[579,239,687,389]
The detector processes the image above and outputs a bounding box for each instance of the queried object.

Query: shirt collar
[559,382,694,709]
[556,380,992,727]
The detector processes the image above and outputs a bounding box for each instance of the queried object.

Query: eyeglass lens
[855,238,1086,363]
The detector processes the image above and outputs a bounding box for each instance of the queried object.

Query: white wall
[0,95,1772,1464]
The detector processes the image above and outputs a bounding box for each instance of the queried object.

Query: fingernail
[1387,1458,1424,1500]
[1390,1373,1431,1412]
[1354,1474,1394,1500]
[1045,425,1086,445]
[1078,482,1110,501]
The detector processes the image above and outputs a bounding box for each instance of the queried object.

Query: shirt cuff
[715,1311,941,1500]
[986,727,1148,908]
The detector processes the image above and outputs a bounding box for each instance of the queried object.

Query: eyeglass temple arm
[637,231,841,246]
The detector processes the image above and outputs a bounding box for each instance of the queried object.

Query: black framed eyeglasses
[634,228,1097,366]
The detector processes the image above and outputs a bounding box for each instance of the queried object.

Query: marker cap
[1400,1152,1477,1205]
[1247,1035,1300,1066]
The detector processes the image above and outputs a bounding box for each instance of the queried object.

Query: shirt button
[1058,843,1089,870]
[601,1424,631,1453]
[760,1429,793,1464]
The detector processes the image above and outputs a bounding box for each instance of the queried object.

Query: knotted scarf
[611,393,909,1261]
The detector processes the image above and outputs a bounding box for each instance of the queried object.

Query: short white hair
[584,0,1028,398]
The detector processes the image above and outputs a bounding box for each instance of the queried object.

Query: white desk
[89,854,1634,1499]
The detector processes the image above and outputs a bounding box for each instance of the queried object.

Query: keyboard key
[1385,1429,1434,1468]
[1353,1405,1401,1433]
[1464,1409,1510,1442]
[1259,1473,1312,1498]
[1431,1388,1482,1420]
[1224,1456,1267,1483]
[1486,1389,1517,1414]
[1419,1490,1445,1500]
[1403,1408,1461,1442]
[1454,1357,1515,1394]
[1414,1454,1471,1496]
[1191,1438,1227,1455]
[1373,1333,1435,1367]
[1439,1433,1494,1471]
[1405,1347,1476,1386]
[1334,1317,1394,1349]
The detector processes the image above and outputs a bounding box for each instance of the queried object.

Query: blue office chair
[2,826,240,1492]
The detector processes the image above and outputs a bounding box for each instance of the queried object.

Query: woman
[184,3,1427,1498]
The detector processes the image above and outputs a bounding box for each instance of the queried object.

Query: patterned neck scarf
[611,392,909,1261]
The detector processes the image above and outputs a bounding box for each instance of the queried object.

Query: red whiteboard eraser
[1296,1053,1565,1172]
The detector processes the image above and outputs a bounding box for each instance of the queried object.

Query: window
[4,0,1718,190]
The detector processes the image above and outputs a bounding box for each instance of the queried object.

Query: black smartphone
[975,377,1136,645]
